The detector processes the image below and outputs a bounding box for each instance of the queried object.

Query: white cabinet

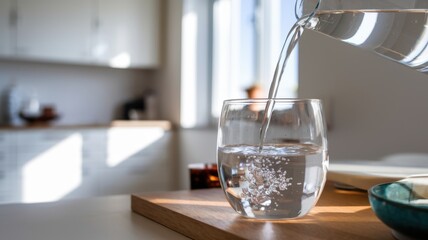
[0,132,17,204]
[0,126,174,204]
[0,0,13,56]
[94,0,160,68]
[0,0,159,68]
[16,130,84,203]
[15,0,93,63]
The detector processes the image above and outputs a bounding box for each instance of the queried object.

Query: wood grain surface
[131,182,393,240]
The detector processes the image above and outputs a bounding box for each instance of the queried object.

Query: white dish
[328,154,428,190]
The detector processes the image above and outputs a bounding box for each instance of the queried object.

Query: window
[179,0,299,128]
[210,0,299,118]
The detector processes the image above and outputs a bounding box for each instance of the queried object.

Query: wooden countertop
[132,182,394,240]
[0,120,172,131]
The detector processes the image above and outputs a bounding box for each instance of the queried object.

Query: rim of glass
[223,98,321,104]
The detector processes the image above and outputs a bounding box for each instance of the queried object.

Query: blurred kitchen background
[1,0,428,204]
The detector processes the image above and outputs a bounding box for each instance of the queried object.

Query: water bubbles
[279,182,291,191]
[219,144,326,218]
[239,153,293,209]
[259,199,271,207]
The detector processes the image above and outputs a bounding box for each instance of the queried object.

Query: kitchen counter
[0,195,189,240]
[0,182,394,240]
[0,120,173,131]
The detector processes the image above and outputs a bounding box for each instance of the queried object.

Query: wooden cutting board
[131,182,393,240]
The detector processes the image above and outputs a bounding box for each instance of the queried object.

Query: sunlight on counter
[22,133,83,203]
[107,128,164,167]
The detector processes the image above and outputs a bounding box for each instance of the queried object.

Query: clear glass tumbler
[217,99,328,219]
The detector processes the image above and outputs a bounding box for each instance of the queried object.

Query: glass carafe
[296,0,428,73]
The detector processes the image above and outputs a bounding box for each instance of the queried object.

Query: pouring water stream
[259,0,428,150]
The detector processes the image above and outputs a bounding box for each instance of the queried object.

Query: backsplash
[0,59,156,125]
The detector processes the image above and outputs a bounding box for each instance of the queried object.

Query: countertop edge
[0,120,173,131]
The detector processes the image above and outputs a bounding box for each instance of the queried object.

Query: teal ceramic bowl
[368,177,428,240]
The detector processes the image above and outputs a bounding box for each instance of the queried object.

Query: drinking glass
[217,99,328,219]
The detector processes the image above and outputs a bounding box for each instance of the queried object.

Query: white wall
[299,30,428,160]
[180,0,211,128]
[155,0,219,190]
[0,60,153,125]
[155,0,182,125]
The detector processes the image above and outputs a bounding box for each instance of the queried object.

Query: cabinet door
[0,131,18,204]
[16,129,84,203]
[0,0,13,56]
[15,0,93,63]
[95,0,159,68]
